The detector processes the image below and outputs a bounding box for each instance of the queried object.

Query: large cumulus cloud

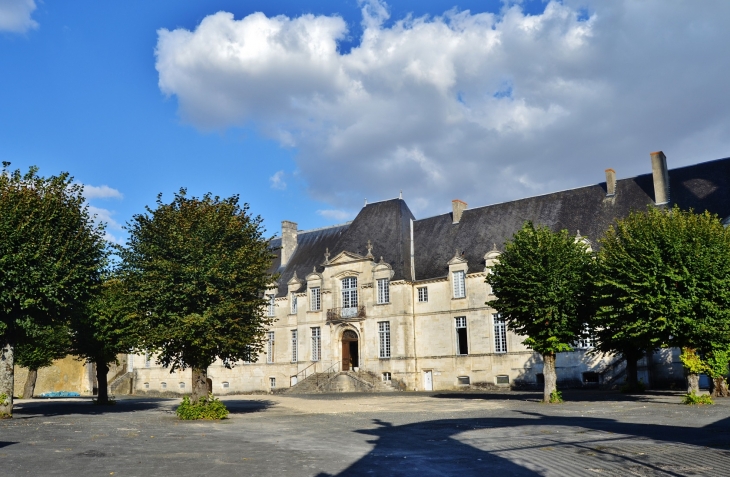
[155,0,730,216]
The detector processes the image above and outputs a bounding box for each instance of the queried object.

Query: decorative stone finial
[399,190,403,199]
[366,240,374,259]
[379,256,384,263]
[313,266,317,274]
[364,198,368,206]
[324,247,330,264]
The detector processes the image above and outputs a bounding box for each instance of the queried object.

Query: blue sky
[2,1,729,243]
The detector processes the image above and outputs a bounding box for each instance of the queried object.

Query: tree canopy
[120,189,276,402]
[486,222,594,402]
[593,206,730,392]
[0,163,107,416]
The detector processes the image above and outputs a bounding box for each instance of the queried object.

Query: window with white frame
[311,327,321,362]
[242,345,253,364]
[418,286,428,302]
[267,294,276,316]
[382,372,391,382]
[290,293,297,314]
[377,278,390,304]
[378,321,391,358]
[144,353,151,368]
[269,377,276,388]
[575,324,595,349]
[342,277,358,308]
[267,331,275,363]
[310,287,321,311]
[291,329,298,363]
[452,271,466,298]
[494,314,507,353]
[455,316,469,355]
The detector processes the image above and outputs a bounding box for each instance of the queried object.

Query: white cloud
[88,205,122,230]
[317,209,354,221]
[0,0,38,33]
[81,184,123,200]
[156,0,730,216]
[269,170,287,190]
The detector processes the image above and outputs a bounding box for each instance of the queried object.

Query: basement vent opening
[496,375,510,385]
[583,372,599,385]
[161,382,167,389]
[222,382,230,388]
[143,382,149,389]
[179,382,185,389]
[457,376,470,385]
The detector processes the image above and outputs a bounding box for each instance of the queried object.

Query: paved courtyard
[1,390,729,476]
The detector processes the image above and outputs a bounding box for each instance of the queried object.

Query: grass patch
[682,391,713,405]
[176,394,229,420]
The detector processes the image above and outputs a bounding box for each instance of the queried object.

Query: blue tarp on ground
[38,391,81,398]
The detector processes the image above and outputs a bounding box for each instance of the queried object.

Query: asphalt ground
[1,390,729,476]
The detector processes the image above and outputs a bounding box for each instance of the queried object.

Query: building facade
[131,152,730,395]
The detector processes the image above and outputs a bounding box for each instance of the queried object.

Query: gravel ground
[1,390,729,476]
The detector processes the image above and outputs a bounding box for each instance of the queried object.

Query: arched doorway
[341,329,359,371]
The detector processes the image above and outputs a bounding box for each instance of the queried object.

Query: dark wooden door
[342,340,350,371]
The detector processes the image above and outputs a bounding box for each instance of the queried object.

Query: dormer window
[310,287,321,311]
[267,294,276,316]
[453,271,466,298]
[290,293,297,314]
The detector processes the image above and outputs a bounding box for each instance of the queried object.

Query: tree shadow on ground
[314,412,730,476]
[0,441,17,449]
[432,389,684,403]
[9,397,168,419]
[219,399,274,415]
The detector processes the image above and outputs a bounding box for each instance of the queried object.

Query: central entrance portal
[341,330,359,371]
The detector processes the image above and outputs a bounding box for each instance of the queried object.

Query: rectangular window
[494,314,507,353]
[453,271,466,298]
[267,331,275,363]
[455,317,468,355]
[310,287,321,311]
[144,353,151,368]
[242,345,253,364]
[311,327,321,362]
[291,293,298,314]
[417,286,428,302]
[377,278,390,304]
[378,321,391,358]
[575,324,595,349]
[342,277,358,308]
[267,294,276,316]
[269,377,276,388]
[291,329,298,363]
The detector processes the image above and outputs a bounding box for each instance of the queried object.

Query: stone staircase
[109,371,134,395]
[285,370,402,394]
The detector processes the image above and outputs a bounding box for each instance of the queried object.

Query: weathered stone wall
[13,356,91,397]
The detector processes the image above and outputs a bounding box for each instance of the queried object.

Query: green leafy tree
[69,276,140,404]
[486,222,594,403]
[15,323,71,398]
[0,163,106,417]
[704,347,730,397]
[120,190,276,404]
[594,206,730,393]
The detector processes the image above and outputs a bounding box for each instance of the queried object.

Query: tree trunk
[0,342,14,417]
[95,361,110,404]
[624,351,640,393]
[543,352,558,403]
[23,368,38,399]
[191,367,208,403]
[711,378,729,397]
[687,373,700,394]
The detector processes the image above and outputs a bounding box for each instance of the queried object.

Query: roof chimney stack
[452,199,467,224]
[605,168,616,197]
[650,151,670,205]
[281,221,298,267]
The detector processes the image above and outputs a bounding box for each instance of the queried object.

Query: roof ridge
[271,221,352,239]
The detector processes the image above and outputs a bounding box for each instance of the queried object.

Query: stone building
[131,152,730,394]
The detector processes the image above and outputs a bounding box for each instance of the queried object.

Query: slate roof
[272,156,730,293]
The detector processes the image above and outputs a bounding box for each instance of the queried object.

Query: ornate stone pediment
[327,250,369,266]
[447,249,468,266]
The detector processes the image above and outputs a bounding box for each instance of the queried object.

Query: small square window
[143,382,150,389]
[583,372,599,385]
[161,382,167,389]
[496,375,509,385]
[179,382,185,389]
[457,376,470,385]
[382,372,391,382]
[222,381,230,388]
[417,287,428,302]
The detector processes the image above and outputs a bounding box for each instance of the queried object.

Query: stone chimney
[452,199,467,224]
[281,221,298,267]
[650,151,670,205]
[605,168,616,197]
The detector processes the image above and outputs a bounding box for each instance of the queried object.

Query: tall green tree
[0,163,106,417]
[120,190,276,403]
[594,206,730,393]
[69,276,139,404]
[486,222,594,403]
[15,322,71,398]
